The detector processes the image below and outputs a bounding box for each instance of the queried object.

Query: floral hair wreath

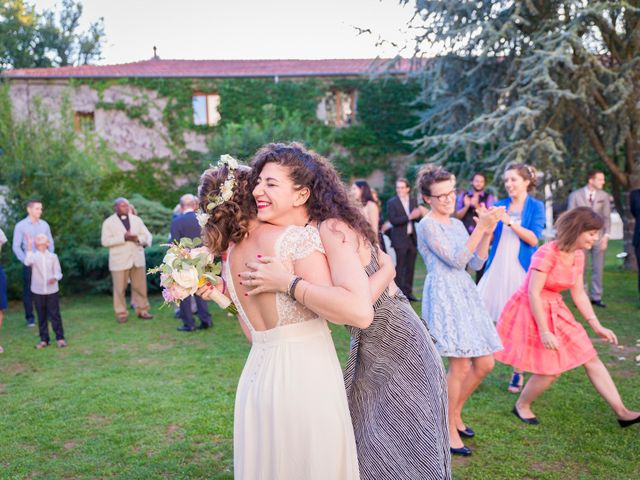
[196,154,239,228]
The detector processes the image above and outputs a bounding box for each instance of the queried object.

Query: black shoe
[197,323,212,330]
[176,326,195,332]
[458,426,475,438]
[450,446,472,456]
[512,406,539,425]
[406,294,420,302]
[618,415,640,428]
[591,299,607,308]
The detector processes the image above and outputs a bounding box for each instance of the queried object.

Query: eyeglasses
[427,190,456,202]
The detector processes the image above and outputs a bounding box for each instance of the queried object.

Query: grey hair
[179,194,198,208]
[114,197,129,206]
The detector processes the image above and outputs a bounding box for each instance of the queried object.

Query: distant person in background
[12,199,54,327]
[631,187,640,300]
[0,227,7,353]
[351,180,380,236]
[101,197,154,323]
[568,170,611,308]
[477,163,545,394]
[26,234,66,349]
[387,178,423,301]
[455,173,495,282]
[170,194,212,332]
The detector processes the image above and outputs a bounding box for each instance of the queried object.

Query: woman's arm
[508,222,539,247]
[569,272,618,344]
[527,270,559,349]
[366,202,380,236]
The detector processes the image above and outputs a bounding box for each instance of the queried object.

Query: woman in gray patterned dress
[242,143,451,479]
[416,166,503,457]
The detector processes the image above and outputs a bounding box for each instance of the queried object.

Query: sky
[32,0,418,65]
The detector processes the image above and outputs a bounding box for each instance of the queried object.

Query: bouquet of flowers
[148,237,237,314]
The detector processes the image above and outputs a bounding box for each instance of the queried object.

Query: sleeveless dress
[477,211,527,322]
[344,247,451,480]
[495,242,598,375]
[225,225,360,480]
[417,216,503,358]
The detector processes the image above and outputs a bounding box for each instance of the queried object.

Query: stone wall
[8,80,208,167]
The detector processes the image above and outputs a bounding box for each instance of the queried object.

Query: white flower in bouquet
[171,265,200,294]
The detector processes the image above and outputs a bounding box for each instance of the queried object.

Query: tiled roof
[2,58,416,79]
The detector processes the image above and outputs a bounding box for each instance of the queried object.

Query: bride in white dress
[196,162,387,479]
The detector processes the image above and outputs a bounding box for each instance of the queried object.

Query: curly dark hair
[416,164,454,197]
[197,164,257,254]
[250,142,377,246]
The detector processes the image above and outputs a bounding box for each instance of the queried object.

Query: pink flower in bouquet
[162,288,176,303]
[168,283,191,302]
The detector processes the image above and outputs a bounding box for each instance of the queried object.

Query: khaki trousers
[111,266,150,319]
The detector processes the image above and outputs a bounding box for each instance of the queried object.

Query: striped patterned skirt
[345,289,452,480]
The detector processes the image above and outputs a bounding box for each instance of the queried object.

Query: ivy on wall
[70,75,420,202]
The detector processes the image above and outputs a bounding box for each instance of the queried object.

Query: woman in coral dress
[495,207,640,428]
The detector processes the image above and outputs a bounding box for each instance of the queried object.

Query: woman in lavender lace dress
[416,166,503,457]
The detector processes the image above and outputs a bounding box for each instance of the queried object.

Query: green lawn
[0,241,638,479]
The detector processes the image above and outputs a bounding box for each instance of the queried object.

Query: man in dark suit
[170,194,212,332]
[630,187,640,297]
[386,178,423,302]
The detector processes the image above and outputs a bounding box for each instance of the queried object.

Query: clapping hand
[47,278,56,286]
[474,206,505,233]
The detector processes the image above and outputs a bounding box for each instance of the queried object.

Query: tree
[403,0,640,268]
[0,0,104,70]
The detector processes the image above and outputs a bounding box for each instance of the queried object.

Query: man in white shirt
[25,234,66,348]
[101,197,154,323]
[568,170,612,308]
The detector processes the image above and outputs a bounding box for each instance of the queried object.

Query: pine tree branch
[569,104,628,187]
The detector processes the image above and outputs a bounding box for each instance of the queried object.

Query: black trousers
[394,234,418,297]
[23,265,34,324]
[179,294,212,329]
[635,242,640,294]
[32,292,65,343]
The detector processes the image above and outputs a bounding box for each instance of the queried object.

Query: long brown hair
[555,207,604,251]
[198,165,257,254]
[250,142,378,246]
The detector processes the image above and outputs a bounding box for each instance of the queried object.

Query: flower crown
[196,154,239,228]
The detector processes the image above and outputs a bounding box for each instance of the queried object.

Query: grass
[0,240,638,479]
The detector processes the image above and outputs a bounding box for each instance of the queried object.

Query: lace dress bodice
[224,225,326,333]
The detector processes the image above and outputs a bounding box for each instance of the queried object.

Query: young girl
[495,207,640,427]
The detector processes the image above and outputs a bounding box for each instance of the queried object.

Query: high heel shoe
[508,370,524,393]
[618,415,640,428]
[457,426,475,438]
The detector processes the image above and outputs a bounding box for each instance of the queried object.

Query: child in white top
[25,234,66,348]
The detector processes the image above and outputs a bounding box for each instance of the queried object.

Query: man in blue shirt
[12,200,54,327]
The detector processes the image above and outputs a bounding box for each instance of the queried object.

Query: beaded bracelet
[288,276,302,298]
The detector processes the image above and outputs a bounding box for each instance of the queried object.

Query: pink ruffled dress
[495,242,598,375]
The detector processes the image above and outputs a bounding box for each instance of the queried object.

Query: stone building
[2,57,414,177]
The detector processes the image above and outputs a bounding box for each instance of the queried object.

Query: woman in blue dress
[416,165,503,456]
